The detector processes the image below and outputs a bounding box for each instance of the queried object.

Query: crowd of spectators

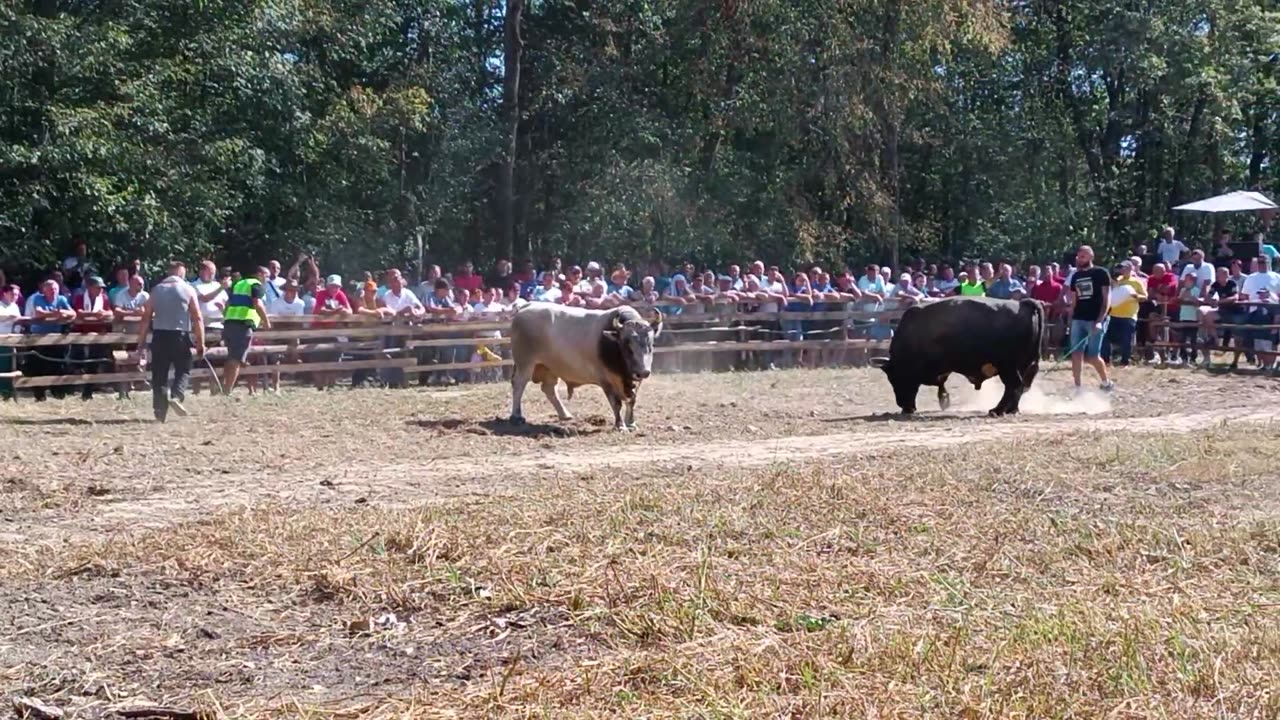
[2,226,1280,399]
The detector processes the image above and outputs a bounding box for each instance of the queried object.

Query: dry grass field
[2,365,1279,718]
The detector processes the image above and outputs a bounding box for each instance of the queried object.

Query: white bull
[509,303,663,431]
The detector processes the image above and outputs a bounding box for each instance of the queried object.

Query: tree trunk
[498,0,525,262]
[877,0,903,270]
[1248,109,1267,189]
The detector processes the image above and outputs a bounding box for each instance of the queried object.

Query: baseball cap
[586,261,602,272]
[86,275,104,287]
[326,274,342,287]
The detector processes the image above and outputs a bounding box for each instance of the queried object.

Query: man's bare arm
[188,296,206,356]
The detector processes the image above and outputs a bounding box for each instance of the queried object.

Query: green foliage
[0,0,1277,284]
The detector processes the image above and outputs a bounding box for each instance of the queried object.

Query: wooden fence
[1,299,1276,393]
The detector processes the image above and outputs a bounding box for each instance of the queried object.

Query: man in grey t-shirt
[135,261,206,421]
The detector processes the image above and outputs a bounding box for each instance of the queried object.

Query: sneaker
[1100,381,1116,393]
[168,398,189,417]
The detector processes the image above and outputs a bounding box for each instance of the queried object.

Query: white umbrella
[1172,190,1277,213]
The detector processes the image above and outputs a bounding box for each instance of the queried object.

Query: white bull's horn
[612,314,625,330]
[650,309,664,328]
[868,356,891,368]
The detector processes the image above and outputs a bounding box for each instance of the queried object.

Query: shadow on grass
[407,417,607,438]
[823,412,984,424]
[1,417,152,427]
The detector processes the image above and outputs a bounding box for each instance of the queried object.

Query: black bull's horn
[868,356,891,368]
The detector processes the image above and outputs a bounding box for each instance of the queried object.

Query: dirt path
[7,406,1272,545]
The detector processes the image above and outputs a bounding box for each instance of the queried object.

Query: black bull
[870,297,1045,416]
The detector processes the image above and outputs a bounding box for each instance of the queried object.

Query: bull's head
[869,356,916,413]
[607,311,662,381]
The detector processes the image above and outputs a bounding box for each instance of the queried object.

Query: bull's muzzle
[634,370,651,380]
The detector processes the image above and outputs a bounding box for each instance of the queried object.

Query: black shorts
[222,321,254,364]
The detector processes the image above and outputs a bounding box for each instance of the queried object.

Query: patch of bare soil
[1,367,1276,546]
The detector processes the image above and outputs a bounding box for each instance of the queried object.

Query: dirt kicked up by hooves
[950,381,1114,415]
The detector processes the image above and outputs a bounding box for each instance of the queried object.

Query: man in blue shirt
[28,279,76,400]
[985,264,1026,300]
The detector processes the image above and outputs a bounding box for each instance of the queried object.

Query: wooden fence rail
[2,298,1277,392]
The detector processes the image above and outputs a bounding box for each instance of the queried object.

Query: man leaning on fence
[135,261,206,422]
[27,280,76,401]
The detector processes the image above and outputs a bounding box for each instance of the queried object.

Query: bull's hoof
[988,408,1008,417]
[557,414,574,422]
[614,424,631,433]
[938,397,951,412]
[509,415,526,426]
[900,408,916,416]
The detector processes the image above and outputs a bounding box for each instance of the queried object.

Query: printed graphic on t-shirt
[1075,277,1094,300]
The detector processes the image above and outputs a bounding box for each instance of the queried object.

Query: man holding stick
[135,261,205,422]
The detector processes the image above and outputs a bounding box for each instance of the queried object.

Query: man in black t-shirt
[1067,245,1114,393]
[1204,266,1239,351]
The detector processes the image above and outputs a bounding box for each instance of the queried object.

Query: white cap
[326,274,342,287]
[586,261,602,272]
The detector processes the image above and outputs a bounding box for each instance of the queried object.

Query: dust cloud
[948,379,1113,415]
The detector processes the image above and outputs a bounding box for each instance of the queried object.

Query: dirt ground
[2,365,1276,545]
[1,366,1278,718]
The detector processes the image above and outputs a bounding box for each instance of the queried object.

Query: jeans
[0,347,13,399]
[150,330,193,420]
[76,343,110,399]
[1069,318,1109,358]
[26,342,68,401]
[1102,317,1136,365]
[1177,326,1199,362]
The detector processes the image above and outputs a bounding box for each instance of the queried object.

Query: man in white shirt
[531,273,563,303]
[264,259,287,304]
[0,285,19,335]
[1179,249,1214,289]
[1241,255,1280,363]
[1157,226,1188,266]
[268,280,307,317]
[192,261,228,329]
[0,285,18,400]
[857,265,887,311]
[376,274,423,388]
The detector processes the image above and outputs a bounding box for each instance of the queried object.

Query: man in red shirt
[453,261,484,293]
[1030,271,1063,308]
[71,276,115,400]
[1141,262,1179,360]
[312,274,352,316]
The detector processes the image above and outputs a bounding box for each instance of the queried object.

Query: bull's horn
[650,309,664,331]
[868,356,891,368]
[612,314,624,330]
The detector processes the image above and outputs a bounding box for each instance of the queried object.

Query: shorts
[1248,309,1276,350]
[222,321,254,364]
[1069,318,1108,358]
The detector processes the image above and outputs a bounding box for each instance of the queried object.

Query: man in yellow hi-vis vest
[220,266,272,394]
